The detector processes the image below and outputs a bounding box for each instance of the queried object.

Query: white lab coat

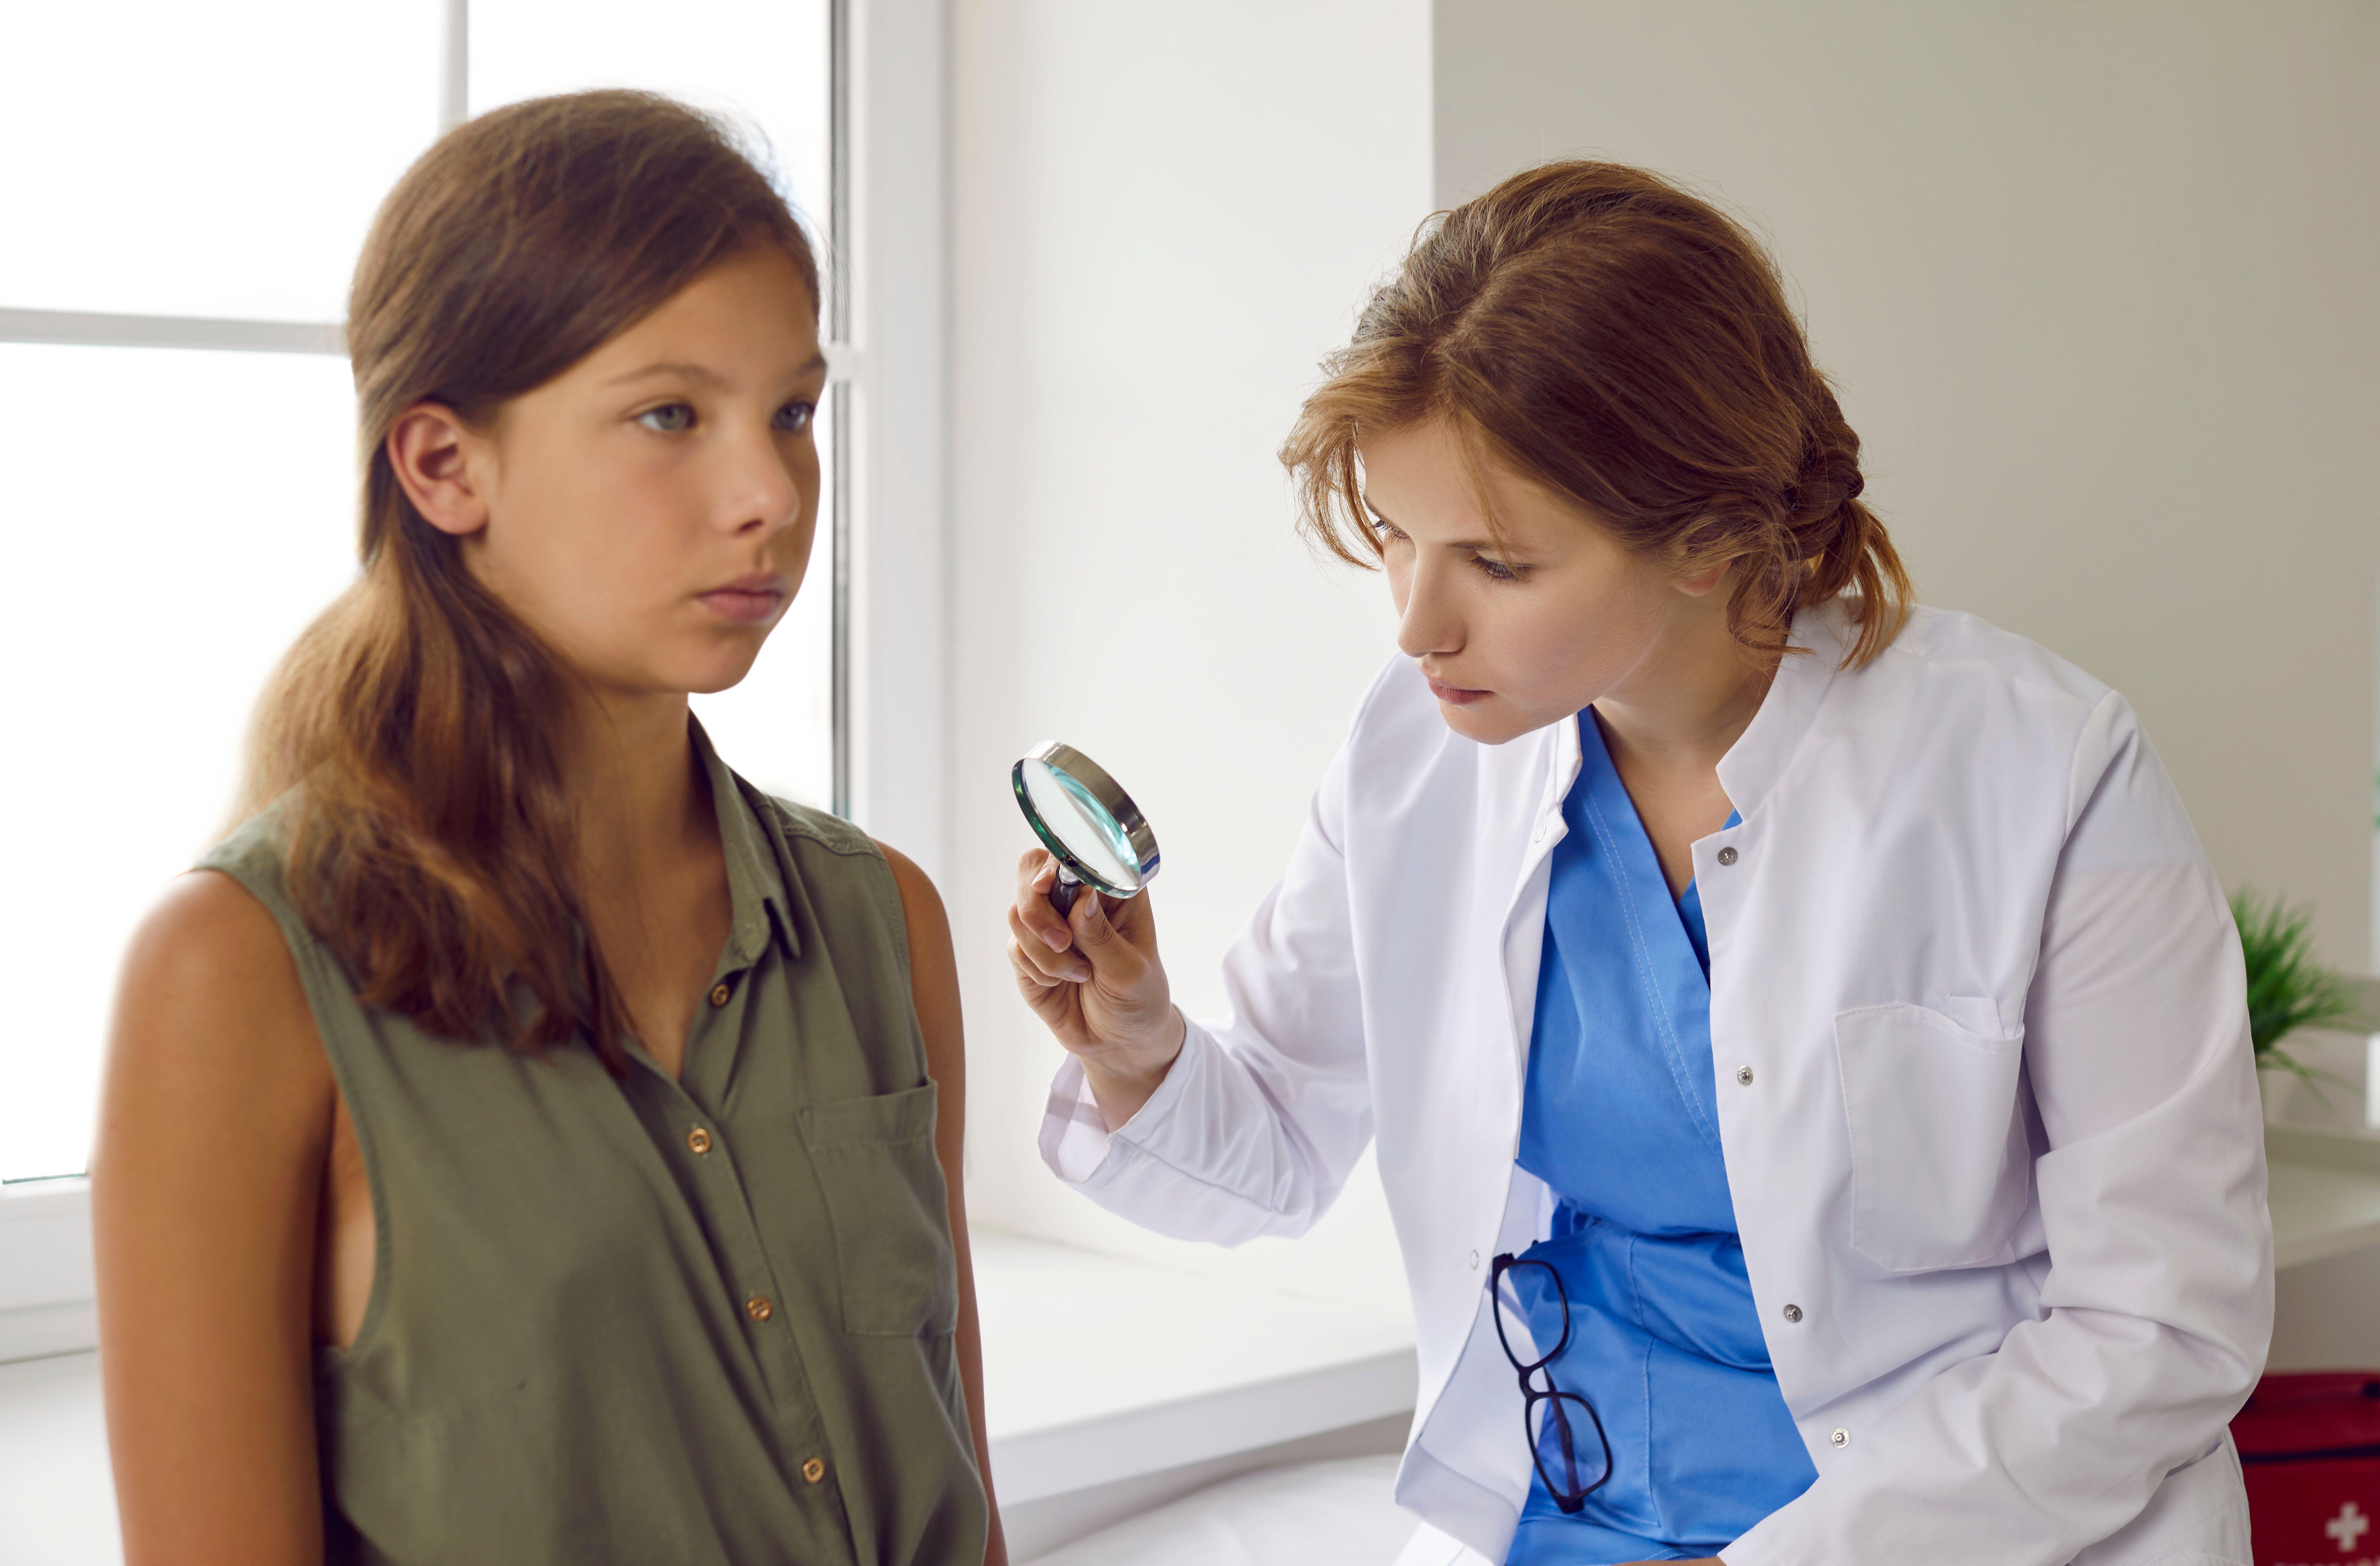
[1038,600,2272,1566]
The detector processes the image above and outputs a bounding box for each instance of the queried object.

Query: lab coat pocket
[802,1083,961,1337]
[1835,1002,2032,1273]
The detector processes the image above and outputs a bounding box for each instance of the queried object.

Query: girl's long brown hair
[1281,160,1911,669]
[242,90,818,1072]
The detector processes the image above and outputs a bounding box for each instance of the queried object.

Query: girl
[94,91,1001,1566]
[1009,162,2270,1566]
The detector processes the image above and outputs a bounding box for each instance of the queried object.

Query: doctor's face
[1360,417,1727,746]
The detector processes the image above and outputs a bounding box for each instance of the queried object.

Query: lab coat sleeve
[1034,735,1373,1245]
[1728,692,2274,1566]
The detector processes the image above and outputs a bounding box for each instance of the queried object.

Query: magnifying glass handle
[1048,868,1083,916]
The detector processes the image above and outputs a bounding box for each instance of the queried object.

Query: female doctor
[1006,161,2272,1566]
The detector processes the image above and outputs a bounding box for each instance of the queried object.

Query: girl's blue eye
[637,404,694,433]
[775,400,817,434]
[1470,554,1523,583]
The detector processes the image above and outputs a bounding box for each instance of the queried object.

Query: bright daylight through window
[0,0,836,1185]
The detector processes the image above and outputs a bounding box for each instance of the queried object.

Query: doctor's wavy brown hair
[1281,160,1910,670]
[239,90,818,1074]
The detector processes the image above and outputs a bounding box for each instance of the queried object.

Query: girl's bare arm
[883,843,1009,1566]
[91,871,334,1566]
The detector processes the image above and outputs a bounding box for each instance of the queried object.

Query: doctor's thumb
[1071,889,1121,950]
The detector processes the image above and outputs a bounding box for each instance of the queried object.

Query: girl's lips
[1426,676,1491,706]
[698,587,785,624]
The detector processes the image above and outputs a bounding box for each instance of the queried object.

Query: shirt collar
[690,716,801,964]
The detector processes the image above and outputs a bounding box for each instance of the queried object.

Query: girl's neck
[564,690,712,898]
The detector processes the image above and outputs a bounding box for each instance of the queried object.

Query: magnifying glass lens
[1021,760,1140,891]
[1012,743,1161,912]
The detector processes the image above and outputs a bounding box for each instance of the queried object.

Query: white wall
[948,1,1430,1309]
[1436,0,2380,973]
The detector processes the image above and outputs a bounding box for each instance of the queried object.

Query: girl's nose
[723,431,805,535]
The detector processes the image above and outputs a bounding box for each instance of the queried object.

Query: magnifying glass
[1012,741,1161,915]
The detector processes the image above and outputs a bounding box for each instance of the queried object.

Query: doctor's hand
[1008,850,1185,1128]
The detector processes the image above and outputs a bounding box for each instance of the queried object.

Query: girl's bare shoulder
[105,869,331,1129]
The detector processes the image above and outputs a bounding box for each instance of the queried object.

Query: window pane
[0,3,442,322]
[469,0,832,246]
[0,344,360,1181]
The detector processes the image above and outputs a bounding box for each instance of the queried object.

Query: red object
[2233,1372,2380,1566]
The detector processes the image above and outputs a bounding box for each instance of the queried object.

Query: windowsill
[0,1177,97,1364]
[2266,1125,2380,1269]
[971,1230,1417,1506]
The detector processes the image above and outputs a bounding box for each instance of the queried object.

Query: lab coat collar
[1713,596,1855,823]
[1522,596,1854,838]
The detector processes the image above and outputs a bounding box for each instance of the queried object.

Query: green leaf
[2230,886,2375,1060]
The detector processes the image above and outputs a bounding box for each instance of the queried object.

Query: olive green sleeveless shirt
[197,726,988,1566]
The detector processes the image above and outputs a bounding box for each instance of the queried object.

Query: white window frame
[0,0,950,1363]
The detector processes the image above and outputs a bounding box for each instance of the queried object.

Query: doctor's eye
[636,402,696,433]
[774,400,817,434]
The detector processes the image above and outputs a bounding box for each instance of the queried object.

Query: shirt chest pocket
[801,1083,960,1337]
[1834,1001,2034,1273]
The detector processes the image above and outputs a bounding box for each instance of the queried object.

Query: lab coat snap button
[1716,846,1738,866]
[1735,1066,1754,1086]
[1830,1427,1849,1448]
[1468,1250,1480,1270]
[1782,1303,1803,1323]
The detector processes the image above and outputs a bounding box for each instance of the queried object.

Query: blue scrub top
[1505,711,1815,1564]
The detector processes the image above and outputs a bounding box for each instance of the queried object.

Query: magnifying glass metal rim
[1011,740,1161,898]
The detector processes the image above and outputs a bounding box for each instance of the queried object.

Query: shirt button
[801,1456,826,1484]
[1716,846,1739,866]
[1782,1303,1803,1323]
[745,1295,774,1322]
[686,1127,713,1155]
[1830,1427,1849,1448]
[1735,1066,1754,1086]
[1468,1250,1480,1270]
[709,981,733,1008]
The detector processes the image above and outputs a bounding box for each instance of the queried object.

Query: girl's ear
[386,402,493,538]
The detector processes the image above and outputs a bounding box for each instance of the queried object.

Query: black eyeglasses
[1490,1252,1614,1515]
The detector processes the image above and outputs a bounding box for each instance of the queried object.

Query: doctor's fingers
[1008,939,1095,1037]
[1012,850,1075,954]
[1009,905,1092,983]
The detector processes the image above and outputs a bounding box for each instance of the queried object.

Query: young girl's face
[1360,417,1730,745]
[448,245,826,704]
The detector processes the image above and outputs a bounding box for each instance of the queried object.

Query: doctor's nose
[1394,565,1463,661]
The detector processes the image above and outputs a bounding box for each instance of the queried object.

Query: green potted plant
[2231,888,2373,1106]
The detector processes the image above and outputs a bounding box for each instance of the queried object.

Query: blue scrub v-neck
[1505,710,1814,1563]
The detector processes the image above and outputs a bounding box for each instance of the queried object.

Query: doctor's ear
[1672,554,1737,599]
[386,401,495,538]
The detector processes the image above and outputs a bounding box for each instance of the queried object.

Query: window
[0,1,845,1195]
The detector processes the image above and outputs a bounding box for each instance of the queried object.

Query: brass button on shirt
[198,728,987,1566]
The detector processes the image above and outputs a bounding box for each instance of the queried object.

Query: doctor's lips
[697,571,789,623]
[1423,670,1492,706]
